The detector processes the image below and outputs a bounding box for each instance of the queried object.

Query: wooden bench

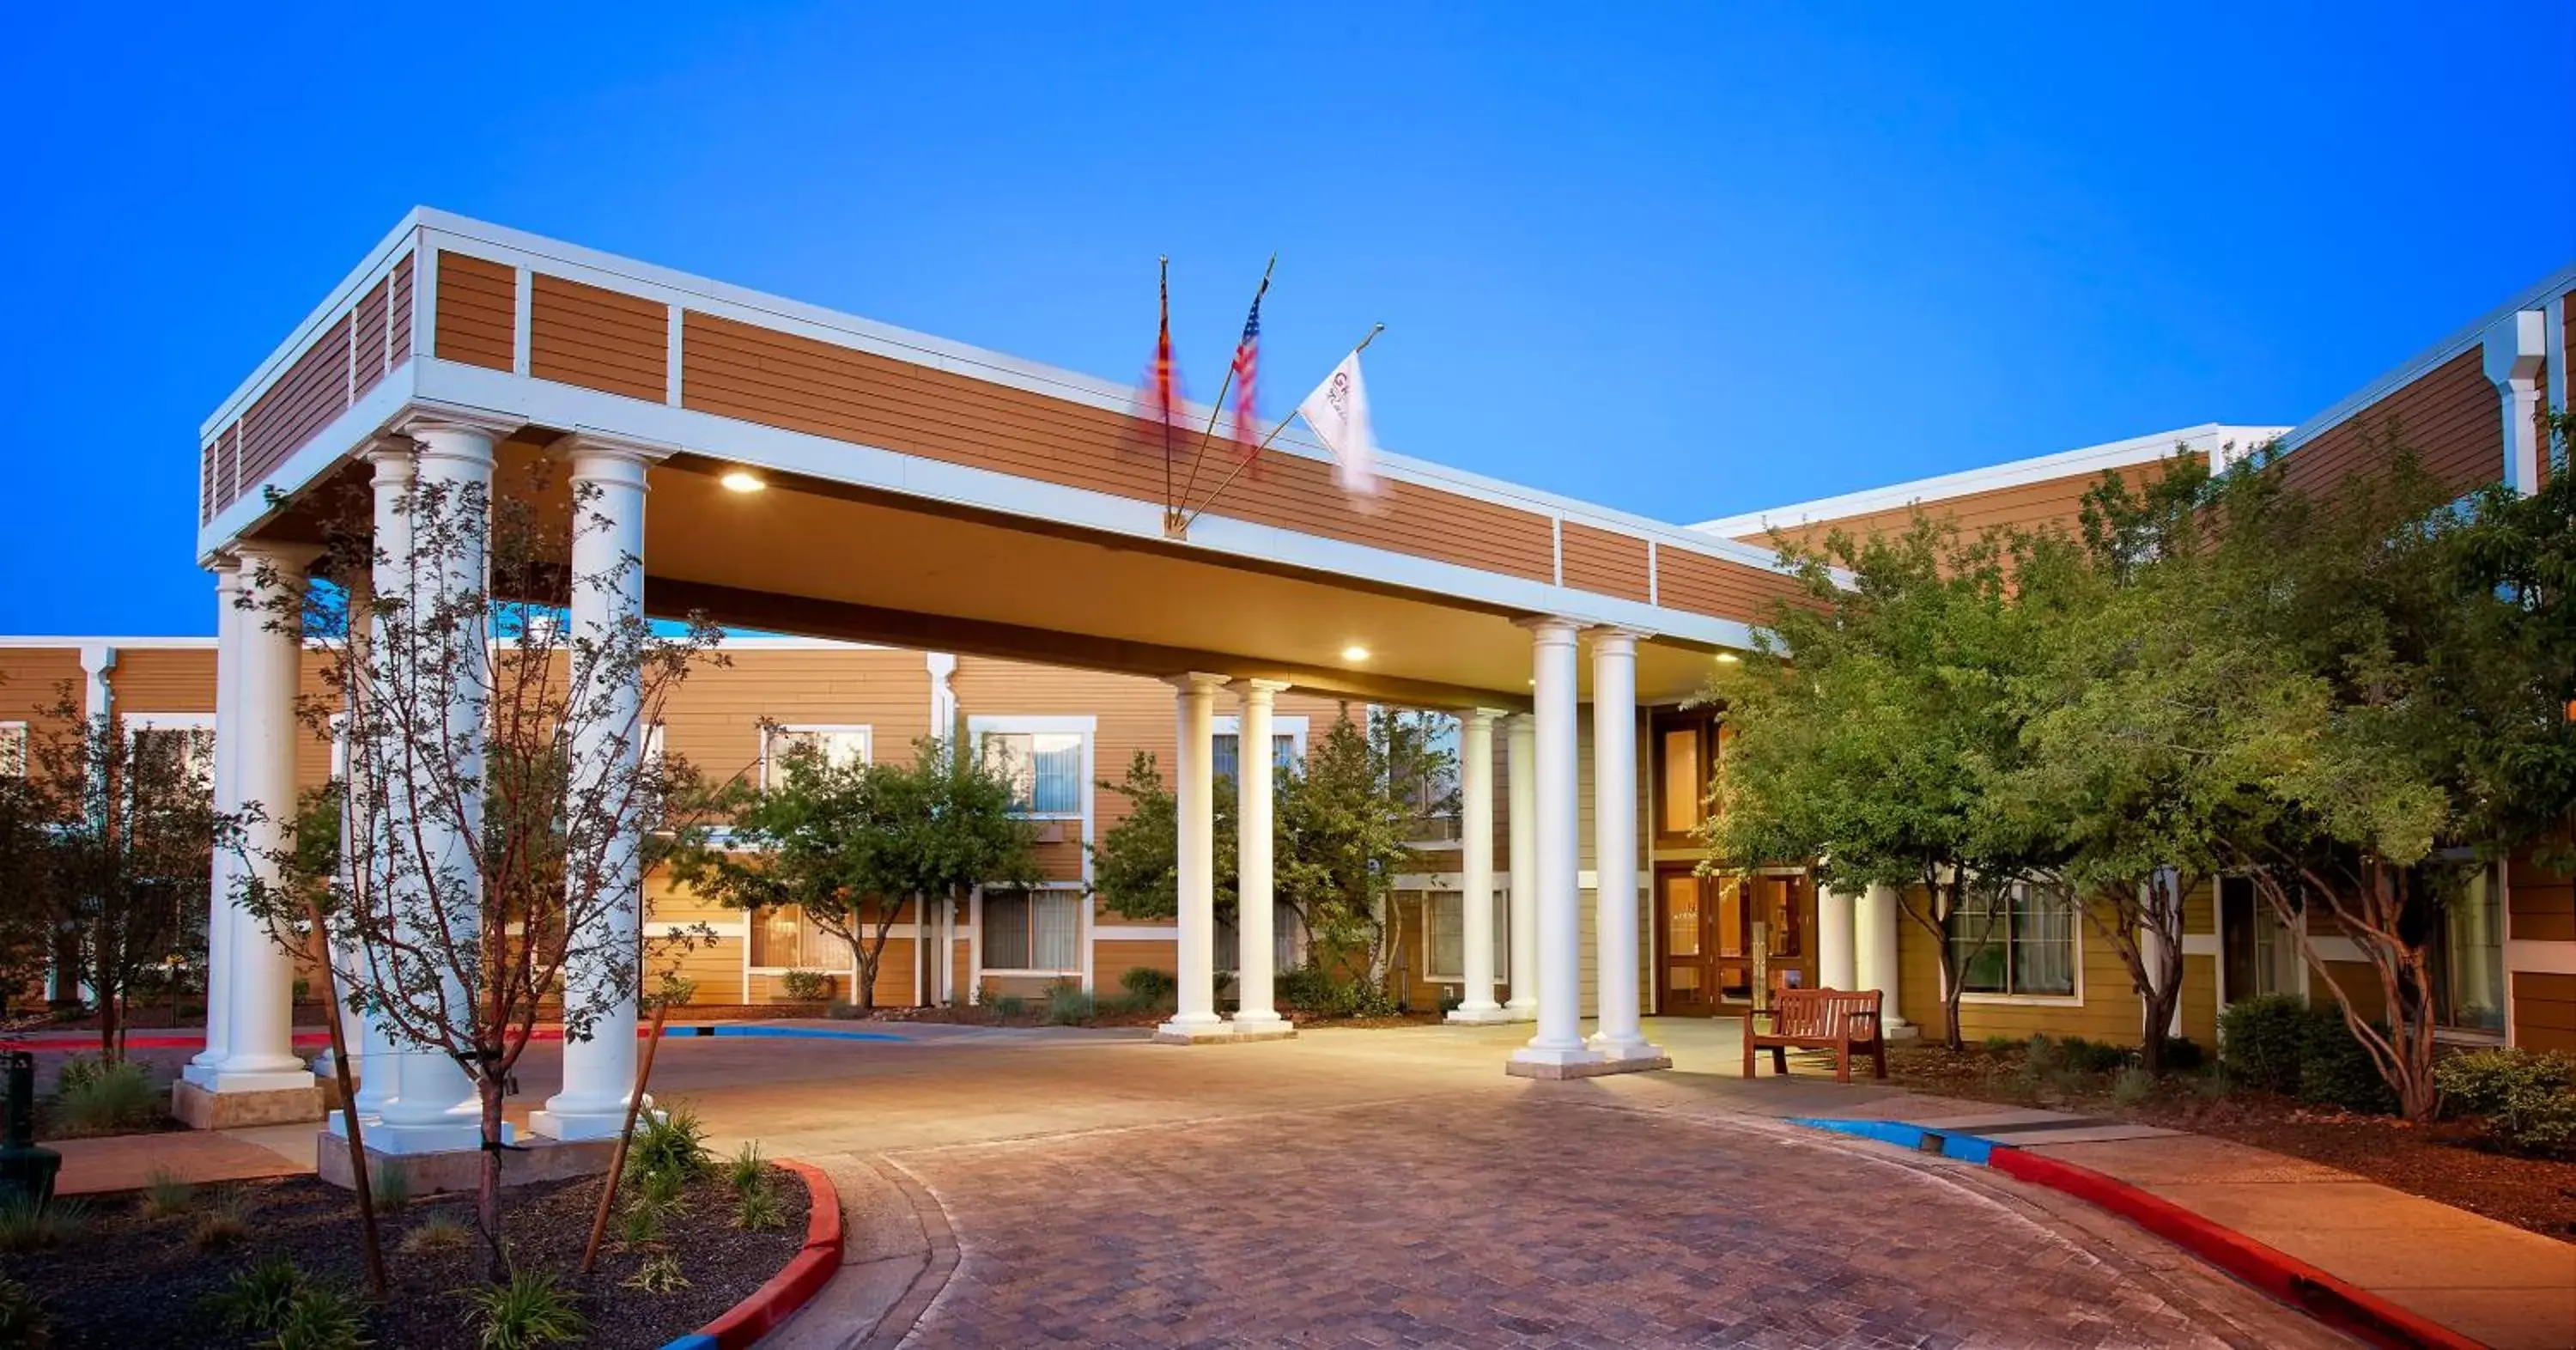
[1743,988,1887,1084]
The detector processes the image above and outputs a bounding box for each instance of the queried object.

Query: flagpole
[1157,256,1176,534]
[1177,253,1277,517]
[1182,321,1383,531]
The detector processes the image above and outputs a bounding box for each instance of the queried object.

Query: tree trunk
[477,1075,508,1282]
[854,951,878,1012]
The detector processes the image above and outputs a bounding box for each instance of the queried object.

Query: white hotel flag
[1297,351,1380,495]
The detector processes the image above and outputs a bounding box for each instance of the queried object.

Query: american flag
[1228,289,1263,472]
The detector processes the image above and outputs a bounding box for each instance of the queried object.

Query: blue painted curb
[669,1024,908,1043]
[659,1335,718,1350]
[1790,1116,1998,1165]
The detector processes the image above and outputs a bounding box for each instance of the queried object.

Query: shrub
[459,1269,586,1350]
[1119,966,1177,1004]
[0,1195,88,1252]
[2021,1034,2061,1073]
[209,1255,308,1335]
[399,1213,476,1254]
[732,1180,786,1232]
[623,1252,690,1293]
[777,970,834,1002]
[371,1159,411,1214]
[264,1283,372,1350]
[1980,1034,2019,1054]
[2295,1009,2397,1113]
[2435,1048,2576,1158]
[627,1105,712,1185]
[1043,984,1095,1026]
[726,1141,768,1197]
[1276,964,1396,1019]
[2160,1037,2207,1073]
[652,972,698,1010]
[0,1276,46,1348]
[193,1187,255,1250]
[143,1165,195,1219]
[825,999,860,1020]
[2111,1067,2157,1106]
[52,1057,158,1134]
[990,994,1027,1019]
[2217,994,2308,1094]
[2057,1037,2132,1074]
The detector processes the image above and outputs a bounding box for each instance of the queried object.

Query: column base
[1444,1003,1514,1025]
[1224,1012,1297,1041]
[1151,1018,1239,1045]
[171,1078,325,1130]
[316,1130,606,1195]
[1506,1049,1669,1080]
[1501,1000,1539,1023]
[359,1111,502,1157]
[1588,1032,1668,1064]
[527,1098,655,1142]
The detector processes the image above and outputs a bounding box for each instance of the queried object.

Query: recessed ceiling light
[1341,644,1370,662]
[720,470,766,494]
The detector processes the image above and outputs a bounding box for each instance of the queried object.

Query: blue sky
[3,3,2569,635]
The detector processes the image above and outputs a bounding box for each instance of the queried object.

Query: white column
[185,564,241,1085]
[215,542,321,1092]
[1156,672,1231,1042]
[1229,679,1293,1037]
[372,421,498,1151]
[346,447,409,1122]
[1856,882,1909,1031]
[1447,708,1508,1024]
[1503,713,1538,1021]
[2487,310,2546,496]
[532,436,658,1139]
[1816,885,1857,991]
[1510,618,1599,1073]
[1585,629,1659,1063]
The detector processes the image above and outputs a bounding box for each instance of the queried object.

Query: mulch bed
[7,1168,810,1349]
[1884,1042,2576,1243]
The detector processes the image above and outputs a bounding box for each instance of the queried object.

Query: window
[1218,903,1309,973]
[1948,885,2075,998]
[2219,875,2301,1004]
[1654,714,1717,846]
[748,906,847,970]
[1422,891,1510,982]
[2433,866,2506,1035]
[0,723,24,777]
[1211,733,1298,785]
[982,732,1084,816]
[982,889,1080,971]
[763,726,869,788]
[126,716,215,786]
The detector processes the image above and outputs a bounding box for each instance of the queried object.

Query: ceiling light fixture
[720,470,767,494]
[1341,644,1371,662]
[1715,652,1742,665]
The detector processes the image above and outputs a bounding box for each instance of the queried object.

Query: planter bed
[6,1167,811,1348]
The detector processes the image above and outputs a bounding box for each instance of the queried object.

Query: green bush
[2057,1037,2132,1074]
[460,1269,586,1350]
[623,1252,689,1293]
[192,1187,255,1250]
[1042,984,1095,1026]
[52,1057,158,1134]
[0,1195,88,1253]
[0,1275,46,1348]
[208,1255,308,1335]
[1276,964,1397,1019]
[2111,1066,2157,1106]
[824,999,860,1020]
[2160,1037,2207,1073]
[726,1141,767,1198]
[2297,1010,2397,1114]
[2021,1033,2061,1073]
[1980,1034,2019,1053]
[143,1165,195,1219]
[732,1179,787,1232]
[990,994,1027,1018]
[777,970,834,1002]
[2435,1047,2576,1158]
[2217,994,2309,1093]
[264,1282,371,1350]
[627,1106,712,1185]
[1119,966,1177,1005]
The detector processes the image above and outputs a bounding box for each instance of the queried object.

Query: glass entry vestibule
[1656,867,1815,1015]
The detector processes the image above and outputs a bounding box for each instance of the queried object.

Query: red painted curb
[690,1158,844,1350]
[1988,1148,2488,1350]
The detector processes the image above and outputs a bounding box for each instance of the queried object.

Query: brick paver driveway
[626,1023,2342,1347]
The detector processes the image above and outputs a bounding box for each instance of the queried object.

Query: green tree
[677,734,1039,1012]
[1087,750,1238,924]
[1275,707,1454,994]
[1704,516,2076,1049]
[2198,431,2576,1119]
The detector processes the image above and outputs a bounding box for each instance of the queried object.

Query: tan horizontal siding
[2507,842,2574,943]
[1741,459,2192,556]
[434,251,516,372]
[680,311,1554,584]
[1894,895,2148,1044]
[388,253,414,367]
[530,272,667,404]
[1092,939,1176,982]
[653,648,933,787]
[352,277,390,398]
[2513,971,2576,1054]
[1559,522,1650,603]
[2283,350,2500,501]
[1655,547,1810,626]
[239,314,352,492]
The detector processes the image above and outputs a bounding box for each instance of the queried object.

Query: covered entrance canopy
[197,211,1803,708]
[187,210,1817,1133]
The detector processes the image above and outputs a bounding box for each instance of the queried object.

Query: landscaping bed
[1885,1041,2576,1242]
[3,1165,811,1347]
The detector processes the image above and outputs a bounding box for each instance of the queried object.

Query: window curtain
[1031,892,1079,970]
[2012,890,2075,996]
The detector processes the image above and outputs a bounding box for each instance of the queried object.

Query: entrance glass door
[1656,867,1717,1015]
